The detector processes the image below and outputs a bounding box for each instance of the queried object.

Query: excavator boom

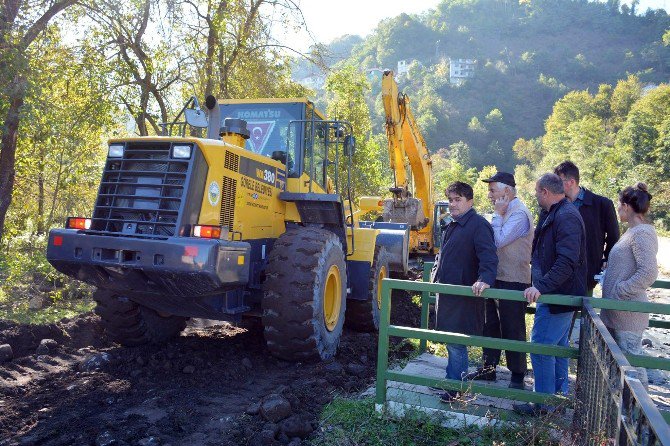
[381,70,435,254]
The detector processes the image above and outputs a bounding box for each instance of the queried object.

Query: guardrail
[376,266,670,441]
[574,303,670,444]
[376,278,580,417]
[420,262,670,342]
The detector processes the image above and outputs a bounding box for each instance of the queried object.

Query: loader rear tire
[345,246,390,332]
[93,289,187,346]
[262,227,347,361]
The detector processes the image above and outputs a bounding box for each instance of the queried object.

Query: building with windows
[397,60,410,76]
[449,58,476,85]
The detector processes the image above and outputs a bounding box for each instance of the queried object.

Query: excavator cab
[433,200,451,247]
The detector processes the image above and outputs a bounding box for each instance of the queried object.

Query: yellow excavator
[377,70,446,260]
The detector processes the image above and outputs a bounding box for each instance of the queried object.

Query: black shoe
[463,367,496,382]
[439,390,461,403]
[508,380,525,390]
[512,403,564,416]
[512,402,544,416]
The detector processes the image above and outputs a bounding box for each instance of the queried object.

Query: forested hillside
[325,0,670,171]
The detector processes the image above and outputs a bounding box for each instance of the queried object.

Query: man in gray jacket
[464,172,533,389]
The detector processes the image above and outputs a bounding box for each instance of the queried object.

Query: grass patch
[312,397,559,446]
[388,338,425,370]
[0,298,94,325]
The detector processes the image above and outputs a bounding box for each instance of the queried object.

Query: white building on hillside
[396,59,423,78]
[397,60,410,76]
[449,58,476,85]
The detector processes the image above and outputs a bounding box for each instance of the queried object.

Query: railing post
[375,279,392,412]
[420,264,431,353]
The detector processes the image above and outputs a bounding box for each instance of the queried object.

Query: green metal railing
[574,303,670,445]
[419,263,670,369]
[376,278,580,414]
[376,267,670,438]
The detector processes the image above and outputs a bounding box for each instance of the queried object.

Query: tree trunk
[47,149,65,232]
[0,76,26,242]
[0,0,77,242]
[204,15,217,96]
[37,168,45,235]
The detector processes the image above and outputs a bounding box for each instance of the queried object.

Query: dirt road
[0,295,418,446]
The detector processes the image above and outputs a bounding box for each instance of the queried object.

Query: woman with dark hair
[600,183,658,387]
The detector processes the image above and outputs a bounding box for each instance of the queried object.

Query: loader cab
[211,98,353,195]
[216,100,308,172]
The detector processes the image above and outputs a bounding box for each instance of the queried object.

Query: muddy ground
[0,293,419,446]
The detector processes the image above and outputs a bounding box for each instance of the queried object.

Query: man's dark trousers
[482,280,528,383]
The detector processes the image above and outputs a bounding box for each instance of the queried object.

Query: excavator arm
[381,70,435,254]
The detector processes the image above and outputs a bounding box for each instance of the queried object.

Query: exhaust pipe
[205,95,221,140]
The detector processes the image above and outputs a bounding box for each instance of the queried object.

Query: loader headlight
[108,144,124,158]
[172,145,192,159]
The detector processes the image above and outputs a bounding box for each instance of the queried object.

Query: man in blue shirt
[464,172,533,389]
[554,161,619,295]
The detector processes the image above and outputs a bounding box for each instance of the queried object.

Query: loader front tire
[262,227,347,361]
[93,289,187,346]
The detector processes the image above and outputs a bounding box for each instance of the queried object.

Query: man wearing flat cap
[463,172,533,389]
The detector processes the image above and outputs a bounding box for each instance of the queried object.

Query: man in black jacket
[554,161,619,294]
[431,182,498,403]
[513,173,587,416]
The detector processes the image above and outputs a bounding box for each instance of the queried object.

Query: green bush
[1,233,56,284]
[0,231,93,324]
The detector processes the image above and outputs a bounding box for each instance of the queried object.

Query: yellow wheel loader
[46,96,409,360]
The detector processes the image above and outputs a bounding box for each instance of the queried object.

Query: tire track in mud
[0,291,420,446]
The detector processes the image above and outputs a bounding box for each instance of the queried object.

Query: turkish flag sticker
[247,121,275,153]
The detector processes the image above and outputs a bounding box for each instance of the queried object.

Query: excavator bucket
[382,197,428,229]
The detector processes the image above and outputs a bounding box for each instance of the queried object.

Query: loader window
[304,120,328,190]
[218,103,303,176]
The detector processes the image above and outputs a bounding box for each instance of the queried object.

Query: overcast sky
[275,0,669,52]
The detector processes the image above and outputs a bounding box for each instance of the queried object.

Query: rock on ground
[260,394,292,423]
[78,352,112,371]
[0,344,13,363]
[279,414,313,438]
[36,338,59,355]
